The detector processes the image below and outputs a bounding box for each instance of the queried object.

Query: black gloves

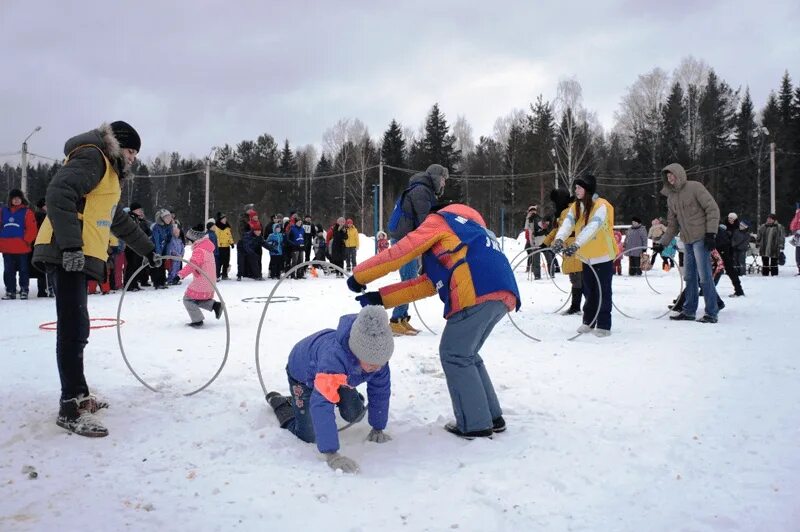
[144,251,162,267]
[356,292,383,307]
[563,243,579,257]
[551,239,564,254]
[704,233,716,251]
[347,275,366,293]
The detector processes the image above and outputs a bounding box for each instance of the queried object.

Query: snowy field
[1,237,798,532]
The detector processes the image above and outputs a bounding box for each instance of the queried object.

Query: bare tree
[323,118,352,215]
[295,144,317,214]
[553,78,596,188]
[492,109,526,148]
[452,115,475,165]
[348,122,375,230]
[673,56,710,162]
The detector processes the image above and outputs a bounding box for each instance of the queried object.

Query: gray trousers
[439,299,508,432]
[183,296,215,323]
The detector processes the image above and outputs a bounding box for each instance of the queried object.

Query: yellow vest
[571,198,618,261]
[35,145,120,262]
[544,207,582,274]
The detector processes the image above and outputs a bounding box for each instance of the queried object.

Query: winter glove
[62,249,85,272]
[144,251,163,268]
[356,291,383,307]
[550,239,564,254]
[703,233,716,251]
[347,275,367,293]
[325,452,359,474]
[563,243,579,257]
[366,428,392,443]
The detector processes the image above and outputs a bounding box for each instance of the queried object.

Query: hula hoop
[611,244,684,320]
[242,295,300,304]
[509,246,569,293]
[412,301,437,335]
[508,247,602,341]
[510,247,571,315]
[39,317,125,331]
[254,260,361,432]
[116,254,231,396]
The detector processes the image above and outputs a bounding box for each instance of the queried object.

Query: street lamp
[21,126,42,196]
[755,126,769,224]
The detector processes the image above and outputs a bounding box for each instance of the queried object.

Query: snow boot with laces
[56,397,108,437]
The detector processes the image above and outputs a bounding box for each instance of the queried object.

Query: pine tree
[417,103,461,203]
[279,140,296,176]
[380,119,407,208]
[660,82,689,165]
[697,70,737,203]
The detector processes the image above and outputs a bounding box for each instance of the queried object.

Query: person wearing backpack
[386,163,448,336]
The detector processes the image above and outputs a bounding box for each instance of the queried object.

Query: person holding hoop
[33,121,157,438]
[551,175,618,337]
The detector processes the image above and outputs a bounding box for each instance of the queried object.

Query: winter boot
[266,391,295,429]
[401,317,421,335]
[444,421,493,440]
[56,397,108,437]
[390,319,412,336]
[78,393,109,413]
[561,287,582,315]
[2,291,16,300]
[492,416,507,433]
[212,301,224,320]
[19,290,29,300]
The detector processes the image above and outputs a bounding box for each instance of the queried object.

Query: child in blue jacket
[266,225,284,279]
[266,305,394,474]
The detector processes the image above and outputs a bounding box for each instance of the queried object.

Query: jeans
[284,373,365,444]
[439,300,507,432]
[582,260,614,330]
[345,247,357,270]
[52,267,91,400]
[3,253,30,294]
[391,250,419,320]
[683,239,719,318]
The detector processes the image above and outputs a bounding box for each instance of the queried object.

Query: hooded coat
[32,124,154,281]
[388,170,440,241]
[659,163,720,246]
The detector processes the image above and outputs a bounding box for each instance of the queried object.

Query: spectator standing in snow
[1,188,38,299]
[344,218,359,271]
[623,217,648,276]
[659,163,721,324]
[756,213,785,276]
[265,305,394,474]
[543,188,582,315]
[789,206,800,275]
[648,218,667,268]
[166,224,185,285]
[266,224,284,279]
[212,213,234,280]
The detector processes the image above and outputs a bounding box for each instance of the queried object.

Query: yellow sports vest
[543,207,582,274]
[572,198,618,261]
[35,145,121,262]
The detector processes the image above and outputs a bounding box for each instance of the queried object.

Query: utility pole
[378,159,384,232]
[204,158,211,223]
[20,126,42,196]
[769,142,776,215]
[554,163,558,188]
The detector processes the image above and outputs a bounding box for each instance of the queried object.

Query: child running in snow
[266,305,395,474]
[178,225,224,327]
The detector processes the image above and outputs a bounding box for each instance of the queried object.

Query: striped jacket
[352,204,518,319]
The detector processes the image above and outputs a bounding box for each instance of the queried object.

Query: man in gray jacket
[386,163,447,335]
[659,163,720,323]
[33,121,156,437]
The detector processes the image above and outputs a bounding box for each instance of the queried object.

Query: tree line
[3,57,799,238]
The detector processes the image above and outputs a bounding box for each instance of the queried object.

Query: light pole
[755,127,769,224]
[204,147,218,223]
[21,126,42,196]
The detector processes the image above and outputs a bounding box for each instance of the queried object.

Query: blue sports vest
[1,207,27,239]
[421,211,521,317]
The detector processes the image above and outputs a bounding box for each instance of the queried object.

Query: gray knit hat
[348,306,394,366]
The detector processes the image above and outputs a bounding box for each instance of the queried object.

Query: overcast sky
[1,0,797,166]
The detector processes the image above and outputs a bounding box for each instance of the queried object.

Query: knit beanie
[110,121,141,152]
[348,306,394,366]
[728,212,737,220]
[185,224,207,242]
[573,174,597,195]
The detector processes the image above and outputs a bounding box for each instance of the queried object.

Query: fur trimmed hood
[63,123,123,162]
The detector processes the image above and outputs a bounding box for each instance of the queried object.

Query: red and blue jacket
[287,314,390,454]
[0,205,37,254]
[353,204,520,318]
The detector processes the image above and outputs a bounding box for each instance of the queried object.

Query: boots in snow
[401,317,421,335]
[56,397,108,437]
[561,287,582,315]
[266,392,295,428]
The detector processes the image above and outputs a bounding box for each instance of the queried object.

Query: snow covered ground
[1,237,798,532]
